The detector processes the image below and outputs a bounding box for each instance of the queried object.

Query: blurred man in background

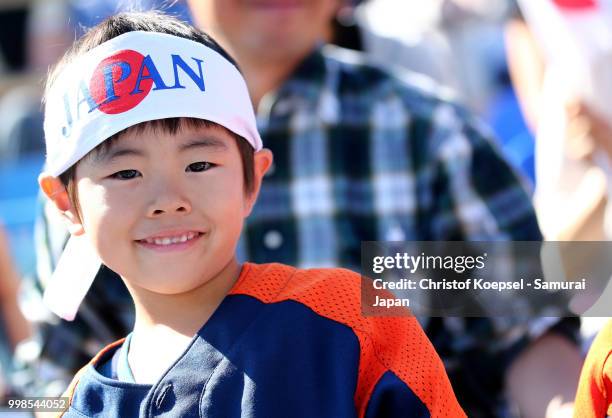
[507,0,612,241]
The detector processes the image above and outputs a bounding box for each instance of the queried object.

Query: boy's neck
[240,54,302,110]
[127,258,242,338]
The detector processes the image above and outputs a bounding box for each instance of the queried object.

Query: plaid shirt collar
[257,44,339,130]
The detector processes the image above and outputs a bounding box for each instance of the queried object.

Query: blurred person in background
[30,1,582,417]
[506,1,612,416]
[507,0,612,241]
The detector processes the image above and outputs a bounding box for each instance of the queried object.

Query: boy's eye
[186,161,213,172]
[110,169,141,180]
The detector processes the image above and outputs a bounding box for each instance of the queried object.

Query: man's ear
[244,149,273,216]
[38,173,84,236]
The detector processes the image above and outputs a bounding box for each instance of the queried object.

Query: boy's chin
[132,276,212,296]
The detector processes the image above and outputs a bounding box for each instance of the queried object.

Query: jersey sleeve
[236,265,465,417]
[357,315,466,418]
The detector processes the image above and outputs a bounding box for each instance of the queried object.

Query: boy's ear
[38,173,84,236]
[244,148,273,216]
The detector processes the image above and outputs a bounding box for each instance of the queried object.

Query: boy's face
[43,124,271,295]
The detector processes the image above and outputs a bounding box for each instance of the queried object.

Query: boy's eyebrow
[179,137,228,152]
[95,146,145,163]
[93,136,228,163]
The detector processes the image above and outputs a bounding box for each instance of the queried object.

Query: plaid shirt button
[386,226,406,241]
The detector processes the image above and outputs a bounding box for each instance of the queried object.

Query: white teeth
[143,233,199,246]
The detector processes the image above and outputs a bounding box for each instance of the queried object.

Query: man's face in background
[188,0,340,62]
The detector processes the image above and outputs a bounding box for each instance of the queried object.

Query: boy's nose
[147,187,192,217]
[150,204,190,216]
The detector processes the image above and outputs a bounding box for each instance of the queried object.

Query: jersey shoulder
[234,263,458,412]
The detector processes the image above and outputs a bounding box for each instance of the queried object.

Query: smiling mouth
[137,232,204,246]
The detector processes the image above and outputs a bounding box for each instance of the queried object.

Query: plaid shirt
[28,45,578,417]
[239,45,541,267]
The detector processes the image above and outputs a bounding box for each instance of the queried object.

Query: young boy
[574,320,612,418]
[39,12,464,418]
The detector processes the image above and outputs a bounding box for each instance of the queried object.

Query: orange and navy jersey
[60,263,465,417]
[574,320,612,418]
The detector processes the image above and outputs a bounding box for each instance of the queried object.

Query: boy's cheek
[77,183,121,216]
[77,195,123,245]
